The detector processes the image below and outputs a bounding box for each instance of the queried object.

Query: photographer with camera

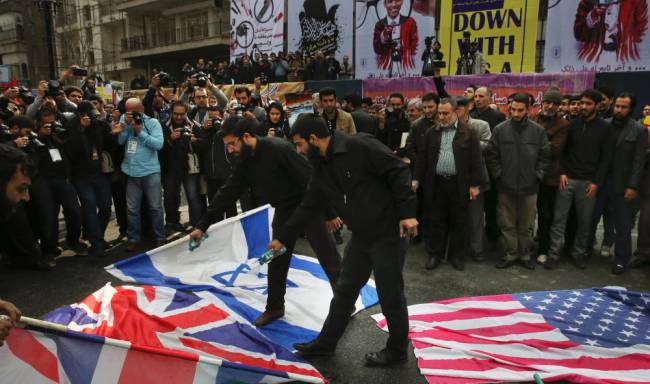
[63,101,114,258]
[26,79,78,119]
[161,101,206,232]
[421,37,444,77]
[258,101,289,138]
[115,98,165,251]
[181,72,228,113]
[271,52,289,83]
[233,86,267,122]
[378,93,410,152]
[27,108,87,261]
[1,117,55,270]
[143,72,173,123]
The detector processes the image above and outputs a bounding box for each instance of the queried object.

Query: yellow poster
[439,0,539,75]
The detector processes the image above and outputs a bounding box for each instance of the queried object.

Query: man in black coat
[413,98,483,271]
[189,118,341,327]
[598,93,647,274]
[270,114,418,367]
[343,92,378,135]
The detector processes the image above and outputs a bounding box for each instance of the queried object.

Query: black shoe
[364,348,407,367]
[612,264,626,275]
[294,339,335,357]
[629,257,649,269]
[449,256,465,271]
[425,255,441,270]
[572,255,587,269]
[254,309,285,326]
[544,258,559,270]
[496,259,516,269]
[521,259,536,270]
[165,223,185,233]
[333,231,343,245]
[66,241,89,256]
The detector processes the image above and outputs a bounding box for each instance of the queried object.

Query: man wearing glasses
[189,117,341,327]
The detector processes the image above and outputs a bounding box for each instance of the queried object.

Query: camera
[194,72,208,87]
[210,117,222,128]
[48,121,66,135]
[72,66,88,77]
[157,72,171,87]
[26,131,45,148]
[131,111,143,125]
[234,104,253,117]
[18,86,35,105]
[179,126,192,138]
[46,80,64,98]
[0,124,12,142]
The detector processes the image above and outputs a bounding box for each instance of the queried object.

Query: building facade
[0,0,51,85]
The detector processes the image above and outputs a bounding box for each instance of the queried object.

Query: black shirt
[197,136,312,232]
[470,107,506,131]
[561,116,613,185]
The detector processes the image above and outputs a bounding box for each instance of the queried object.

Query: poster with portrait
[288,0,354,61]
[355,0,437,79]
[438,0,539,75]
[544,0,649,73]
[230,0,285,59]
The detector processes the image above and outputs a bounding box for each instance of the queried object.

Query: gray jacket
[467,117,491,191]
[487,118,551,196]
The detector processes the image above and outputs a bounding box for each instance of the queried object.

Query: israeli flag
[106,205,378,351]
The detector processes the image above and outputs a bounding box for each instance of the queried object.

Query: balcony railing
[0,28,24,43]
[121,21,229,52]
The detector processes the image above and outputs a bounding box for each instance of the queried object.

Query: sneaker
[537,254,548,264]
[66,241,89,256]
[600,245,613,258]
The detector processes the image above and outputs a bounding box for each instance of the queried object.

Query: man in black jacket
[189,118,341,327]
[487,94,550,270]
[343,92,378,135]
[199,110,237,220]
[596,93,646,274]
[378,93,410,152]
[413,98,483,271]
[270,114,418,367]
[547,89,614,270]
[161,101,206,231]
[471,87,506,248]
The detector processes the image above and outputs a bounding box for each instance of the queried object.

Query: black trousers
[318,235,409,353]
[636,194,650,257]
[29,177,82,258]
[206,178,238,220]
[484,180,500,243]
[267,206,342,311]
[110,171,128,236]
[427,175,466,260]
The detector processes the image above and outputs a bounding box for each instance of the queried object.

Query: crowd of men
[3,63,650,364]
[130,52,354,90]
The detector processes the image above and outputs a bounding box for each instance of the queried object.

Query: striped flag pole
[18,316,325,384]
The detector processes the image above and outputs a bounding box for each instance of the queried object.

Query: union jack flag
[374,288,650,384]
[0,284,325,384]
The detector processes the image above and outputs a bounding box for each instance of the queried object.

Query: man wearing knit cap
[532,90,570,268]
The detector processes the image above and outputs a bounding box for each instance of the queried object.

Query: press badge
[48,148,62,162]
[127,139,138,154]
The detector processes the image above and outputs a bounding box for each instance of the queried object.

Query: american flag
[374,288,650,384]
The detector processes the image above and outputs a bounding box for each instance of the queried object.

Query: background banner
[439,0,539,75]
[544,0,650,73]
[230,0,285,59]
[288,0,354,61]
[364,72,596,114]
[355,0,436,79]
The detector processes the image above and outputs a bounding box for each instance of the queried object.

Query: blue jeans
[73,174,112,249]
[126,173,165,242]
[164,173,203,226]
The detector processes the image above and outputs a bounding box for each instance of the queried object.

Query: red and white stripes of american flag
[373,294,650,384]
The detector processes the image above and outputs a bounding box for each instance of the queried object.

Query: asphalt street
[1,214,649,384]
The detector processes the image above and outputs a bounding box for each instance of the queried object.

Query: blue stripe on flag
[241,209,270,259]
[360,285,378,308]
[216,361,289,384]
[187,323,299,363]
[289,256,328,281]
[44,306,98,326]
[165,290,202,312]
[47,331,104,384]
